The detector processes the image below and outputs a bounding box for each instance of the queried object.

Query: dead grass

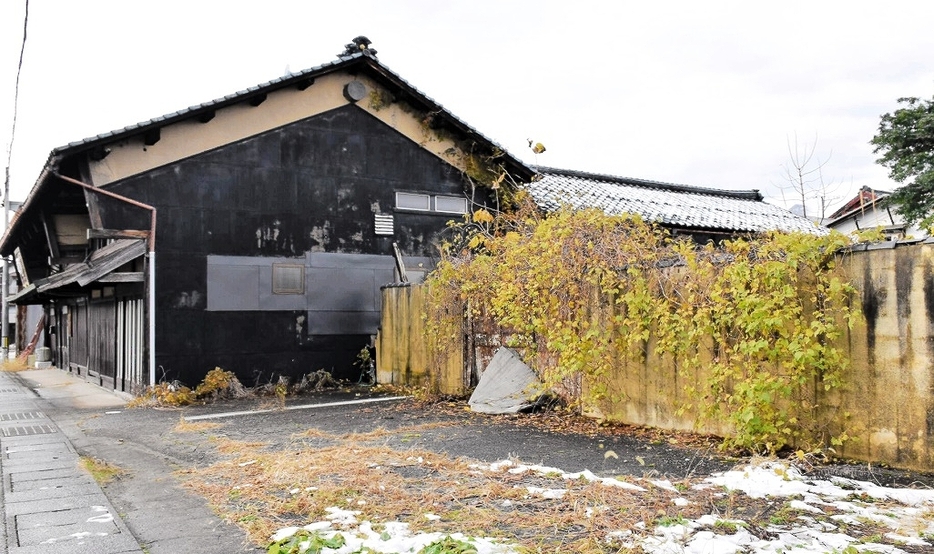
[210,437,270,455]
[0,358,29,372]
[173,417,222,433]
[174,424,934,554]
[179,435,713,551]
[339,420,461,442]
[171,404,930,553]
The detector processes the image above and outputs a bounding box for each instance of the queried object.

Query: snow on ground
[271,459,934,553]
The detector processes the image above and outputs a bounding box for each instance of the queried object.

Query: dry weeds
[173,417,222,433]
[180,430,724,552]
[0,358,29,372]
[175,419,934,553]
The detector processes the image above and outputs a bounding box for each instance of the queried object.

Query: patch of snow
[651,479,680,492]
[525,486,567,499]
[788,499,824,514]
[272,460,934,554]
[325,507,360,526]
[272,516,518,554]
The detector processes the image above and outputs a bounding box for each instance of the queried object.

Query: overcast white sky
[2,1,933,217]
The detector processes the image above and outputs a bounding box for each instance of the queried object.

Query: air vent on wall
[374,214,394,236]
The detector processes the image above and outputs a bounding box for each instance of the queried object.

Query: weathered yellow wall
[378,242,934,470]
[376,284,465,396]
[90,71,469,187]
[584,242,934,470]
[833,242,934,470]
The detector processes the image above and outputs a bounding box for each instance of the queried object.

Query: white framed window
[395,191,469,214]
[395,192,431,211]
[272,263,305,295]
[434,195,468,214]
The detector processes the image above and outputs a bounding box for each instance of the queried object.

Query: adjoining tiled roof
[527,167,824,234]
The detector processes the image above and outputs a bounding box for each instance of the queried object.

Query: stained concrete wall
[378,240,934,471]
[833,241,934,470]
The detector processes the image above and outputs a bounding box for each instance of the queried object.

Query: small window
[434,195,468,214]
[395,192,430,211]
[272,264,304,294]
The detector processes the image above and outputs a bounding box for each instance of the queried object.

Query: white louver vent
[374,213,394,236]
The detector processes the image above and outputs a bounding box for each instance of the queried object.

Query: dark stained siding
[89,298,116,388]
[98,105,490,386]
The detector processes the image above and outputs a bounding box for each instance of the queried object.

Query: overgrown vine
[424,196,859,453]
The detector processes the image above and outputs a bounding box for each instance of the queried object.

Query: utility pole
[4,0,29,360]
[2,166,9,359]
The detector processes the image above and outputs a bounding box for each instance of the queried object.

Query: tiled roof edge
[532,166,764,201]
[49,52,534,180]
[52,54,369,155]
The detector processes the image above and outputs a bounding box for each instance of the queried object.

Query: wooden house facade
[0,40,532,390]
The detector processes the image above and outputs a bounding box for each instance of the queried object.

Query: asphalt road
[27,380,734,552]
[16,370,934,552]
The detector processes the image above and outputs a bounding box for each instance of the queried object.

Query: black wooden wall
[96,105,489,386]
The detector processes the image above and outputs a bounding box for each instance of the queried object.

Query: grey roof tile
[528,167,824,235]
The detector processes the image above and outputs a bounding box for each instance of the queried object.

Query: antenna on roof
[340,36,377,58]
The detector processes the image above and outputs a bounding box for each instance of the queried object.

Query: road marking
[183,395,409,421]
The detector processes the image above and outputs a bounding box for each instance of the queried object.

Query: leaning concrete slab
[469,347,546,414]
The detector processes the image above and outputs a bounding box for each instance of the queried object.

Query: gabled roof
[3,48,535,255]
[826,186,892,224]
[51,51,532,180]
[527,167,823,234]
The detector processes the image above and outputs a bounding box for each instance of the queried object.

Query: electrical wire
[4,0,30,197]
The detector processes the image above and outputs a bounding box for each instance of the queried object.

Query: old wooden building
[1,38,821,393]
[0,39,532,390]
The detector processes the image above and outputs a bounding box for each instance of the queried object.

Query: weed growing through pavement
[80,456,126,485]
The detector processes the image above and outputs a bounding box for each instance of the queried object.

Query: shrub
[424,197,858,453]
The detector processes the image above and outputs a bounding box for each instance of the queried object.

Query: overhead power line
[5,0,30,183]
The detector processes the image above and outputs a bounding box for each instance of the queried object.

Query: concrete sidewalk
[0,369,142,554]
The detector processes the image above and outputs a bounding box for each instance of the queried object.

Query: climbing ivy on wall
[424,196,859,453]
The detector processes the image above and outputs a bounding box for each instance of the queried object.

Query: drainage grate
[0,412,45,422]
[1,424,57,437]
